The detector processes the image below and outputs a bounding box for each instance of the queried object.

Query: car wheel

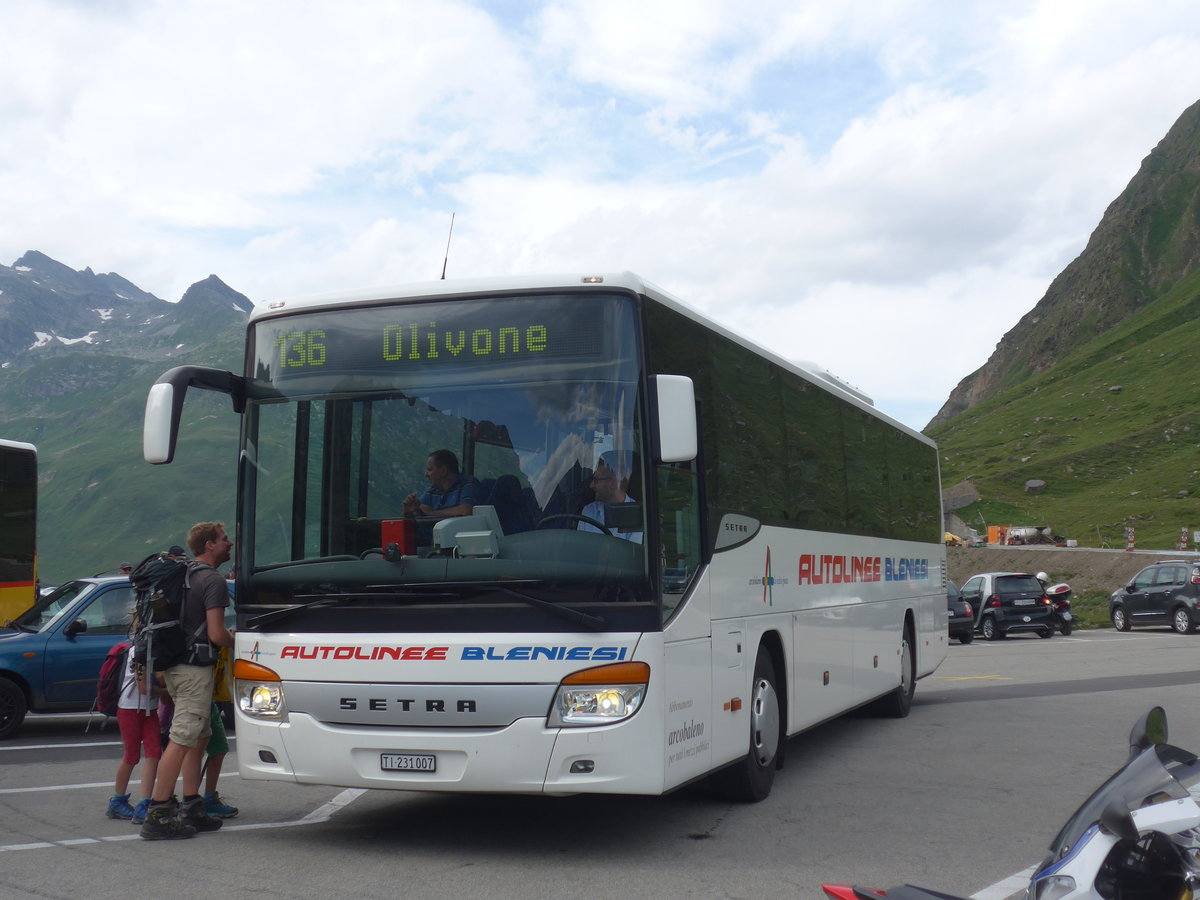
[712,646,781,802]
[0,676,28,740]
[959,631,974,645]
[982,616,1001,641]
[1111,606,1131,632]
[1038,627,1053,639]
[1172,607,1194,635]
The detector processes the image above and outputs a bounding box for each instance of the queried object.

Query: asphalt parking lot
[3,626,1200,900]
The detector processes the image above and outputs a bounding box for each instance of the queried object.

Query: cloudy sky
[3,1,1199,430]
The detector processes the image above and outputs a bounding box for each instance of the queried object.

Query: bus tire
[0,677,28,740]
[870,624,915,719]
[712,646,781,803]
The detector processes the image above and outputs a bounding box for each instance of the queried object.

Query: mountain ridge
[930,97,1200,429]
[0,252,248,584]
[929,97,1200,550]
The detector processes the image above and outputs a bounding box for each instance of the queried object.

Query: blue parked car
[0,576,134,738]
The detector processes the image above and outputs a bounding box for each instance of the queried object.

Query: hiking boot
[106,793,135,819]
[139,799,197,840]
[204,790,239,819]
[180,795,223,832]
[131,797,150,824]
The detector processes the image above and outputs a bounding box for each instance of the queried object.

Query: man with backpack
[139,522,235,840]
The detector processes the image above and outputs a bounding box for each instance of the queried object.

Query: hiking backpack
[96,641,132,717]
[129,552,217,672]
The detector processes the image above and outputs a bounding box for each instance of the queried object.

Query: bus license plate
[381,753,436,772]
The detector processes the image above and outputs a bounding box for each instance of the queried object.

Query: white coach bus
[143,272,947,801]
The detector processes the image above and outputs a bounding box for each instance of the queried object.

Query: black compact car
[959,572,1056,640]
[947,580,974,644]
[1110,560,1200,634]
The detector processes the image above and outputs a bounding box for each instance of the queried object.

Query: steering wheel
[536,513,613,537]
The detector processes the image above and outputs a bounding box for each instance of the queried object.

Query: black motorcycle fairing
[1044,742,1200,868]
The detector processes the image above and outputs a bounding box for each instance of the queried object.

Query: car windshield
[9,581,96,633]
[996,574,1042,595]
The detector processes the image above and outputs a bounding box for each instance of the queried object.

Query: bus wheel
[870,625,915,718]
[0,677,28,739]
[713,646,781,803]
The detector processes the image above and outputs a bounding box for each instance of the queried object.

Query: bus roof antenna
[440,212,456,280]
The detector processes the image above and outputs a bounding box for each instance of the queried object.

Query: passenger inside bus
[578,451,643,543]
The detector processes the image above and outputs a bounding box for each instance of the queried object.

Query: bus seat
[488,473,534,534]
[543,463,594,524]
[477,478,496,502]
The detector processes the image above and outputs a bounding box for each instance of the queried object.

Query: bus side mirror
[144,381,180,464]
[143,366,246,464]
[653,375,697,463]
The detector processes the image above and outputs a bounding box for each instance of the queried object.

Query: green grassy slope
[1,337,242,586]
[931,268,1200,548]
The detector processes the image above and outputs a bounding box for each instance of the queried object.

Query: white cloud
[2,0,1199,429]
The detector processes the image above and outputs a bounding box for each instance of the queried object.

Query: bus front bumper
[235,712,665,795]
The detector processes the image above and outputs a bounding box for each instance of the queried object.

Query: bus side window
[657,461,701,620]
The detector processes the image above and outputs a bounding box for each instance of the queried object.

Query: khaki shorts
[163,664,216,748]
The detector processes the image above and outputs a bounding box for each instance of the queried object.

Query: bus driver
[403,449,478,520]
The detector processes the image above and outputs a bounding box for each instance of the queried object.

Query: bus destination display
[255,295,616,382]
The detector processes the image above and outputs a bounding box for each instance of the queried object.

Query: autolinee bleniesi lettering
[797,554,930,584]
[382,322,548,361]
[280,645,449,660]
[460,645,629,661]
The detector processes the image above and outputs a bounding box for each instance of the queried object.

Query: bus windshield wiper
[490,586,606,631]
[244,587,461,629]
[246,595,347,629]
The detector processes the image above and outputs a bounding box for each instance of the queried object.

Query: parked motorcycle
[1036,572,1074,636]
[1046,582,1074,636]
[821,707,1200,900]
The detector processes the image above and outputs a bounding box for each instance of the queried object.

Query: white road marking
[971,865,1036,900]
[1,734,238,753]
[0,781,111,794]
[0,785,364,853]
[0,773,239,795]
[0,740,122,752]
[301,788,367,821]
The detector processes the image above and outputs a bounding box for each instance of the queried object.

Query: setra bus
[143,272,946,801]
[0,439,37,622]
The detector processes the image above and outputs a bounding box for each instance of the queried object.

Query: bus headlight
[548,662,649,727]
[233,658,288,721]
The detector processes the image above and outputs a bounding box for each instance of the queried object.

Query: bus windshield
[239,292,655,631]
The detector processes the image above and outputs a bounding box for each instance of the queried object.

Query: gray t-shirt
[181,562,228,644]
